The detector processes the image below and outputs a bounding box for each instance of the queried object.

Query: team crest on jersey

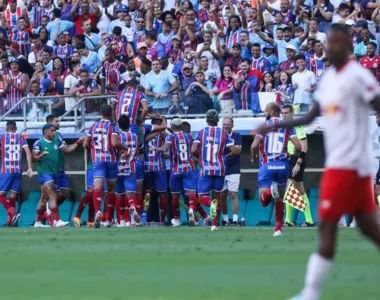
[54,145,58,150]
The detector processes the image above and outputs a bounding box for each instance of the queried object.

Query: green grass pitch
[0,227,379,300]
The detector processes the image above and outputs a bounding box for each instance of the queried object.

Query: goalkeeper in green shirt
[282,105,314,227]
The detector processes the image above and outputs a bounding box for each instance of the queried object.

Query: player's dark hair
[294,54,306,61]
[269,102,281,116]
[330,23,350,38]
[113,26,122,35]
[53,8,62,18]
[145,31,157,41]
[76,43,87,51]
[126,79,139,87]
[69,61,80,72]
[17,16,26,22]
[282,104,293,112]
[337,3,349,11]
[241,58,252,65]
[6,120,16,130]
[118,115,130,131]
[182,121,191,133]
[368,41,377,48]
[251,43,261,49]
[46,114,58,124]
[101,105,113,118]
[151,118,163,125]
[311,40,322,47]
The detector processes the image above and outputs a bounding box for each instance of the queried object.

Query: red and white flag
[284,182,306,212]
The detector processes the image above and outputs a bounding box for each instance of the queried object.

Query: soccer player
[33,124,84,227]
[281,105,314,227]
[258,24,380,300]
[113,115,141,227]
[144,118,169,224]
[191,109,241,231]
[221,117,242,226]
[84,105,118,228]
[114,79,149,133]
[151,118,198,227]
[0,121,33,226]
[251,102,300,237]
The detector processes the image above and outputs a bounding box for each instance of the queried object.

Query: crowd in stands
[0,0,379,118]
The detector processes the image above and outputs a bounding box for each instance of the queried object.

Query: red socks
[51,207,60,221]
[200,195,212,207]
[189,194,197,210]
[7,197,16,224]
[88,200,95,222]
[197,204,208,218]
[75,192,93,218]
[260,189,272,207]
[115,195,124,223]
[128,197,136,208]
[275,201,284,231]
[57,195,66,206]
[36,210,44,222]
[159,195,167,223]
[211,200,221,227]
[172,196,180,219]
[105,193,115,222]
[93,189,102,212]
[0,195,15,217]
[136,193,143,215]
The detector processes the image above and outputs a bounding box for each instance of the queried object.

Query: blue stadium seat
[19,191,41,227]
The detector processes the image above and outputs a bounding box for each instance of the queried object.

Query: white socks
[301,253,332,300]
[223,214,229,222]
[233,214,238,222]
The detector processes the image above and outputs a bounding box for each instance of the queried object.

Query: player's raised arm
[60,136,85,154]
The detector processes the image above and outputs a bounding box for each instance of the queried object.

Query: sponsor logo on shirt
[268,165,285,170]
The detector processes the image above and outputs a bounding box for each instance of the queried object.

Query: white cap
[345,19,355,26]
[286,44,297,51]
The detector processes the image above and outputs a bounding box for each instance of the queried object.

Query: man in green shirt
[282,105,314,227]
[32,124,84,227]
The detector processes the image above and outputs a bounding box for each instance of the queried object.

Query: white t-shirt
[64,73,80,111]
[332,14,344,24]
[292,69,317,105]
[196,42,219,72]
[314,60,380,176]
[98,4,116,35]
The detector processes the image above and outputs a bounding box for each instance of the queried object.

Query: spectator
[46,8,74,41]
[133,17,148,49]
[54,32,73,68]
[64,61,81,116]
[168,93,185,115]
[308,40,326,80]
[359,41,380,83]
[179,63,196,93]
[10,17,30,57]
[274,71,294,106]
[100,48,128,95]
[28,34,44,67]
[198,56,220,89]
[332,3,356,24]
[29,61,50,87]
[82,19,101,51]
[251,43,271,74]
[97,33,110,62]
[216,38,242,72]
[34,0,54,28]
[261,72,275,92]
[71,51,90,72]
[27,80,44,120]
[0,55,10,77]
[157,21,174,58]
[57,0,73,22]
[107,26,129,59]
[307,18,327,43]
[39,27,54,48]
[134,42,149,71]
[166,36,183,66]
[77,43,101,75]
[69,69,100,114]
[3,58,27,114]
[49,57,67,84]
[233,58,262,113]
[354,27,379,59]
[97,0,116,35]
[196,30,219,72]
[292,54,317,112]
[145,31,159,60]
[10,42,34,77]
[4,0,29,30]
[184,70,213,114]
[278,44,297,76]
[71,0,101,35]
[263,43,278,72]
[312,0,334,32]
[41,48,53,71]
[144,58,179,114]
[40,78,65,116]
[212,65,235,114]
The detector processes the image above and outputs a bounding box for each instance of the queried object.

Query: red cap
[8,0,16,3]
[10,42,19,50]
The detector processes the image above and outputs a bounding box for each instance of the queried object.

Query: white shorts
[222,174,240,192]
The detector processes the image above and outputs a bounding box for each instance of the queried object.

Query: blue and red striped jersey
[4,8,22,30]
[0,133,27,174]
[115,88,146,125]
[252,56,271,74]
[165,131,195,174]
[144,134,166,172]
[117,131,140,175]
[88,119,118,163]
[194,126,234,176]
[257,118,296,164]
[6,72,25,110]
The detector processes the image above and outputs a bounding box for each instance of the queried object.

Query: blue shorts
[115,174,137,194]
[258,160,289,189]
[93,162,118,181]
[56,171,70,191]
[170,171,198,193]
[136,159,144,181]
[198,175,224,194]
[0,173,22,193]
[86,169,94,190]
[144,171,167,192]
[38,173,58,187]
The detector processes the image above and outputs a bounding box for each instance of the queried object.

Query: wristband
[299,151,306,160]
[75,140,81,145]
[37,154,43,159]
